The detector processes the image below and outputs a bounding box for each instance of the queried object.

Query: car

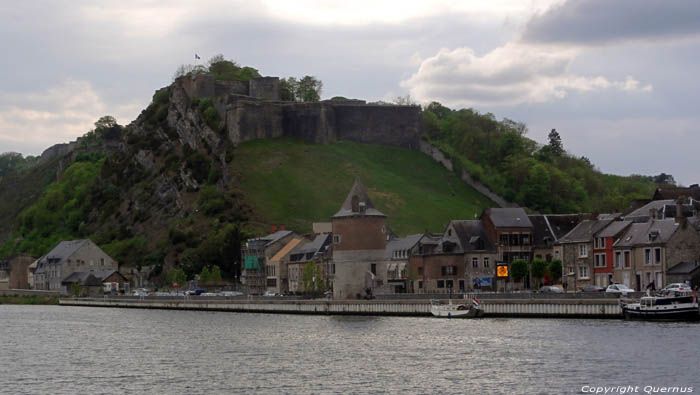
[662,283,690,292]
[263,291,276,297]
[606,284,634,296]
[579,285,604,293]
[200,292,217,297]
[220,291,244,297]
[539,285,563,293]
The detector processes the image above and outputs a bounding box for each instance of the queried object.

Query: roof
[35,239,95,274]
[653,185,700,201]
[248,230,293,246]
[558,219,613,243]
[615,219,680,247]
[450,220,495,252]
[484,208,532,228]
[597,220,633,238]
[269,238,305,262]
[667,261,700,275]
[384,234,424,259]
[61,270,118,285]
[623,200,674,220]
[289,234,332,263]
[332,178,386,218]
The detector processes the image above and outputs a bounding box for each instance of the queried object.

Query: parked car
[606,284,634,296]
[579,285,604,293]
[539,286,563,293]
[263,291,277,297]
[220,291,244,297]
[200,292,217,297]
[663,283,690,292]
[185,288,206,296]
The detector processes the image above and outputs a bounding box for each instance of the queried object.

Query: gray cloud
[522,0,700,46]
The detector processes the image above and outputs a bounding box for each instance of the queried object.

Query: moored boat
[621,290,699,321]
[430,298,483,318]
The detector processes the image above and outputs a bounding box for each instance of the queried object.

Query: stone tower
[331,178,387,299]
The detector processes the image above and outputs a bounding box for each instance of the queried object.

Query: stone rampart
[249,77,280,100]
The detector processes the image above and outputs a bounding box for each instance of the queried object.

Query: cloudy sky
[2,0,699,185]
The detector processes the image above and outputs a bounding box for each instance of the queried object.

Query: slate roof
[333,178,385,218]
[384,234,424,259]
[623,200,674,220]
[597,220,633,238]
[667,261,700,275]
[450,220,495,252]
[61,270,119,285]
[615,219,680,247]
[269,238,305,262]
[484,208,532,228]
[35,239,92,275]
[248,230,293,246]
[558,219,613,243]
[289,234,332,263]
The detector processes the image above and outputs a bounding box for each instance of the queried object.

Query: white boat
[621,290,699,321]
[430,298,483,318]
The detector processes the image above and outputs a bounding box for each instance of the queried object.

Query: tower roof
[332,178,386,218]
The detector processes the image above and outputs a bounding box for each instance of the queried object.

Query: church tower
[331,178,387,299]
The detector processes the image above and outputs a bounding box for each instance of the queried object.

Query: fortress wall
[249,77,280,100]
[215,80,249,96]
[332,105,422,149]
[226,101,284,145]
[281,103,336,144]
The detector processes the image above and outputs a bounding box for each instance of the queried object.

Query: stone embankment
[60,296,622,318]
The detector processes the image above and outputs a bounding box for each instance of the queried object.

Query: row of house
[1,239,127,296]
[241,181,700,298]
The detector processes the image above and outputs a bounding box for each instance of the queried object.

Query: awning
[387,263,397,272]
[397,263,406,273]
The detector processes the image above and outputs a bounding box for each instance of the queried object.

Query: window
[418,281,423,289]
[441,266,457,275]
[418,267,423,275]
[333,235,341,244]
[594,254,606,268]
[459,280,465,290]
[437,280,445,288]
[578,265,589,279]
[448,229,452,237]
[483,257,490,268]
[654,248,662,265]
[578,244,588,258]
[472,257,478,268]
[594,238,605,249]
[446,280,454,289]
[500,234,509,246]
[644,248,651,266]
[510,234,519,246]
[615,251,622,269]
[371,264,377,275]
[624,251,631,269]
[522,234,530,245]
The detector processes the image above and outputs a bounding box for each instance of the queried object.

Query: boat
[621,290,700,321]
[430,298,483,318]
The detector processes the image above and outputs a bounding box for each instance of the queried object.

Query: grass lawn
[233,138,495,236]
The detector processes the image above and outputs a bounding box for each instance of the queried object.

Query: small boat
[621,290,699,321]
[430,298,483,318]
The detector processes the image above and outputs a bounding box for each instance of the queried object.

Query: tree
[175,268,187,287]
[199,266,211,284]
[210,265,222,284]
[297,76,323,102]
[548,129,564,156]
[94,115,117,130]
[531,258,548,288]
[394,94,415,106]
[301,261,324,294]
[548,259,563,284]
[280,77,298,101]
[511,259,529,285]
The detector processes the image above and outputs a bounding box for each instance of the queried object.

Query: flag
[472,297,480,308]
[195,53,201,60]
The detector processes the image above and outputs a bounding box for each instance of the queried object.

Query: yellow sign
[497,265,509,277]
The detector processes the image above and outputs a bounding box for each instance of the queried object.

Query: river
[0,305,697,394]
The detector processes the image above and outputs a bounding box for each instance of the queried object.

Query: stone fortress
[179,74,423,149]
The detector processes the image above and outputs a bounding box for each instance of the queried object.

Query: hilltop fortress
[179,74,422,149]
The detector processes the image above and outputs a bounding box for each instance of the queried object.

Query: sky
[1,0,699,185]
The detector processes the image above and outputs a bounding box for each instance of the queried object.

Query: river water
[0,305,697,394]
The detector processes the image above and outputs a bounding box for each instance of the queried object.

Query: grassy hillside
[233,138,494,235]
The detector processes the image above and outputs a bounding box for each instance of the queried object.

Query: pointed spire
[333,178,386,218]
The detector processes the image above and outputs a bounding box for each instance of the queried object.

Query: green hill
[234,138,494,235]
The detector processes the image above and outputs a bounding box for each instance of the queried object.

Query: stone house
[62,270,128,297]
[592,220,632,288]
[382,234,423,294]
[266,237,307,294]
[529,214,586,264]
[666,261,700,289]
[556,219,613,291]
[287,233,332,294]
[33,239,118,295]
[612,218,700,291]
[0,255,35,290]
[241,230,297,295]
[332,178,388,299]
[481,208,534,264]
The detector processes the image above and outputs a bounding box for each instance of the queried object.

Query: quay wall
[60,297,622,318]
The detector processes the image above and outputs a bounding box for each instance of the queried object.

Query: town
[3,180,699,299]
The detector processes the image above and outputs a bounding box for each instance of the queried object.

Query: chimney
[271,225,278,233]
[280,225,286,230]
